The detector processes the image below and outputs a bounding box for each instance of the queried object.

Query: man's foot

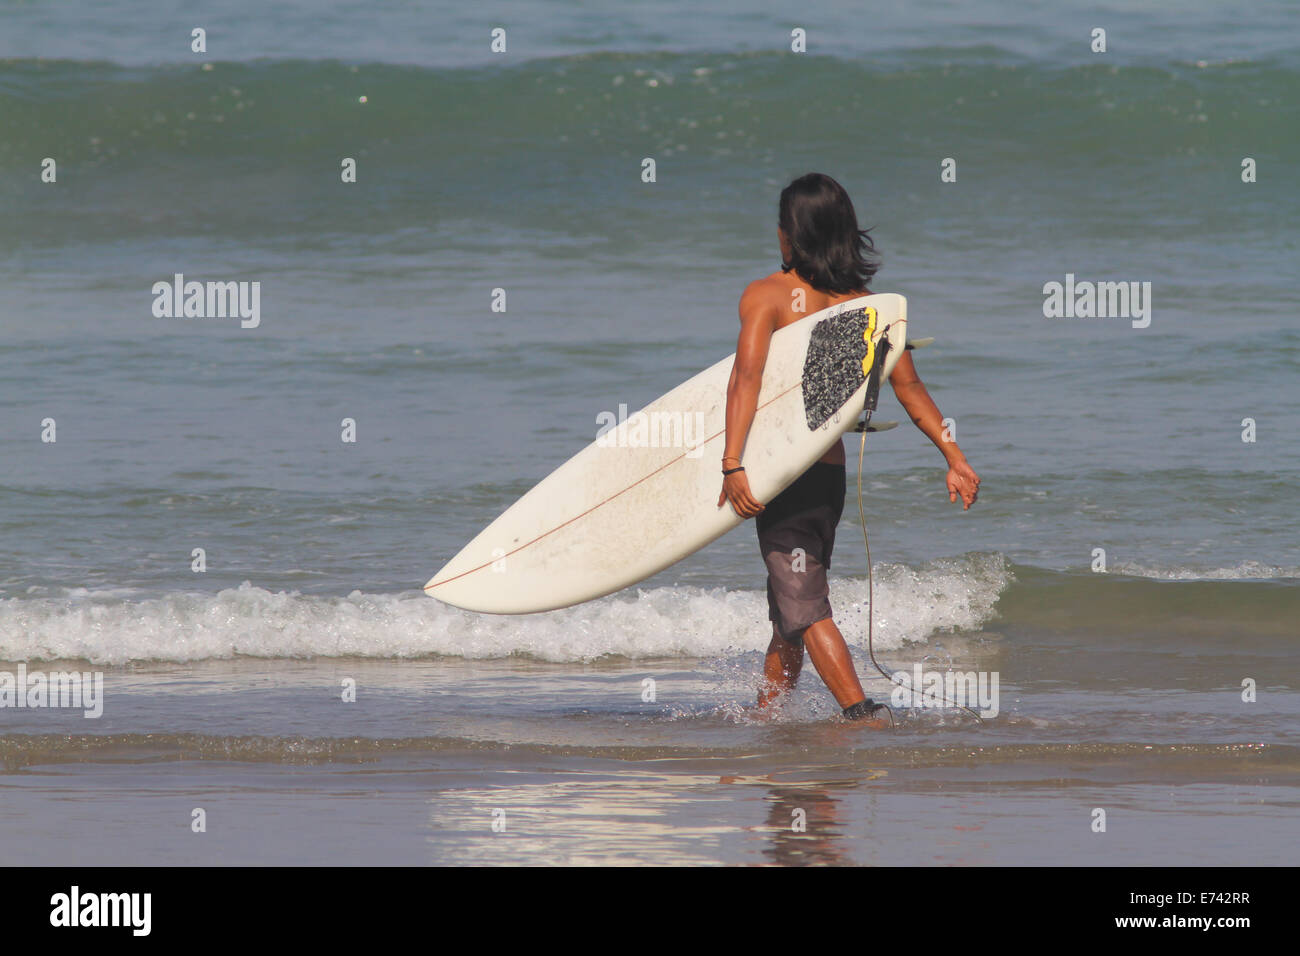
[841,698,893,730]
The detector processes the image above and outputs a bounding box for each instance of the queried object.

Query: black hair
[777,173,881,294]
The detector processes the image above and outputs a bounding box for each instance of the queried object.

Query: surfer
[718,172,980,728]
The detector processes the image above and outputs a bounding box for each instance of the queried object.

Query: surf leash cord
[854,332,983,726]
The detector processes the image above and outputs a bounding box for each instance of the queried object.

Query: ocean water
[1,0,1297,866]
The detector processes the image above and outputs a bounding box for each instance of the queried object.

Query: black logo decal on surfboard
[801,308,876,430]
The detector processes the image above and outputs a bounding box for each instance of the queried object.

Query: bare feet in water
[740,701,892,728]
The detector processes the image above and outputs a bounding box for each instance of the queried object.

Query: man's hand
[946,460,980,510]
[718,470,765,518]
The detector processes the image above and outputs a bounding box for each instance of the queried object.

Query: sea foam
[0,554,1014,665]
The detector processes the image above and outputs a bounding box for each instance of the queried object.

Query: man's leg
[802,617,868,707]
[757,625,803,709]
[803,618,890,727]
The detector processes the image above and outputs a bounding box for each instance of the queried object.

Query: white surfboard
[425,293,909,613]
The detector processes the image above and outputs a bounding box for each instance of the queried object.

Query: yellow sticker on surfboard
[861,306,878,377]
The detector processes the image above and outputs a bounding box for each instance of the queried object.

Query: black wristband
[722,466,745,476]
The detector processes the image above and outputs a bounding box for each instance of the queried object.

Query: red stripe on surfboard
[425,379,805,593]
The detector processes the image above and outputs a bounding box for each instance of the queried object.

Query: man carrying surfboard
[718,173,980,728]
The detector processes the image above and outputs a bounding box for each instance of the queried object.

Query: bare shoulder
[738,273,788,325]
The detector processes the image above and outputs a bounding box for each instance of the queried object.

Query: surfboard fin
[905,337,935,350]
[851,420,899,433]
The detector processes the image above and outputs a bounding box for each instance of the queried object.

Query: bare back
[750,269,870,465]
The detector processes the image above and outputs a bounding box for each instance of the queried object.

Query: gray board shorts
[756,461,847,642]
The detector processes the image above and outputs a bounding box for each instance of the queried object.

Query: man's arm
[717,281,779,517]
[889,351,981,509]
